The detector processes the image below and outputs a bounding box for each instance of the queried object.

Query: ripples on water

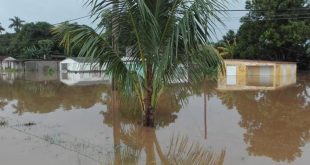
[0,71,309,165]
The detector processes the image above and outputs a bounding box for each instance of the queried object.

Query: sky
[0,0,247,41]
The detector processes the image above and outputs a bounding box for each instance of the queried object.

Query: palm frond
[53,0,228,111]
[165,136,226,165]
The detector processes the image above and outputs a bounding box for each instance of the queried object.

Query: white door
[227,65,237,76]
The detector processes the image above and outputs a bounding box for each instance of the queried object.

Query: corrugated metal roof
[224,59,296,65]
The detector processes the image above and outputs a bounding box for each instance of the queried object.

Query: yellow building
[218,60,297,91]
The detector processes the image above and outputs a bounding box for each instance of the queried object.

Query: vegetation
[8,16,25,33]
[0,119,8,127]
[53,0,227,127]
[215,30,237,59]
[0,20,63,59]
[4,68,17,73]
[0,23,5,34]
[47,67,55,76]
[217,0,310,69]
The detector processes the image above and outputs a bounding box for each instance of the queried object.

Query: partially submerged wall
[219,60,297,90]
[25,61,59,72]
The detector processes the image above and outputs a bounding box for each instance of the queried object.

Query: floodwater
[0,71,310,165]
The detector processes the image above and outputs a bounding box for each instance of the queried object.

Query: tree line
[215,0,310,69]
[0,16,64,59]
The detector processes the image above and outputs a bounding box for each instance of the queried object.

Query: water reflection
[103,90,225,164]
[216,73,310,162]
[0,73,109,114]
[60,72,111,86]
[0,71,24,84]
[1,71,310,164]
[218,74,296,91]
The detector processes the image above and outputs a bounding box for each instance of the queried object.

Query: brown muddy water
[0,72,309,165]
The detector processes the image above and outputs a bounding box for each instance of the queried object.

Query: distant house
[0,56,24,70]
[59,57,106,72]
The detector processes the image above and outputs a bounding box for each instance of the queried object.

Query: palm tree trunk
[144,63,154,127]
[111,90,121,164]
[145,128,156,165]
[112,0,119,91]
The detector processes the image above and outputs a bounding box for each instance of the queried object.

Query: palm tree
[53,0,227,127]
[216,39,236,59]
[0,23,5,34]
[8,16,25,32]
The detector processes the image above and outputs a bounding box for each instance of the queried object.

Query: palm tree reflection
[103,84,225,164]
[217,73,310,162]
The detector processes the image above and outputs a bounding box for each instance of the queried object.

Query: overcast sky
[0,0,247,41]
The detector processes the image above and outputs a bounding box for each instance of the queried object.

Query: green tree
[235,0,310,69]
[216,30,237,59]
[222,30,236,45]
[216,41,236,59]
[53,0,226,127]
[0,23,5,34]
[38,39,54,59]
[8,16,25,33]
[9,22,57,58]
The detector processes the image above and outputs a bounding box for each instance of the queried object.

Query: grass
[4,68,18,73]
[23,122,36,127]
[0,120,8,127]
[48,68,55,75]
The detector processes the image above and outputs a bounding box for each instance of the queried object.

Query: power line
[49,8,310,26]
[214,8,310,12]
[219,11,310,19]
[1,9,310,41]
[52,14,94,26]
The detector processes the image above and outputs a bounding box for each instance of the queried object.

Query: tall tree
[10,22,55,57]
[8,16,25,33]
[53,0,227,127]
[0,23,5,34]
[235,0,310,69]
[215,30,237,59]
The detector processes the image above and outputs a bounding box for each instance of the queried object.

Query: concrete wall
[25,61,60,72]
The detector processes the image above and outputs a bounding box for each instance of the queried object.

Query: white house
[60,72,111,86]
[59,57,106,72]
[0,56,17,70]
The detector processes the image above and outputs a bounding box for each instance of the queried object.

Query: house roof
[51,55,66,60]
[68,57,97,63]
[2,57,16,61]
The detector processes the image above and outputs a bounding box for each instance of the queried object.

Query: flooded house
[59,57,106,73]
[218,60,297,90]
[60,72,111,86]
[59,57,109,86]
[0,56,24,70]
